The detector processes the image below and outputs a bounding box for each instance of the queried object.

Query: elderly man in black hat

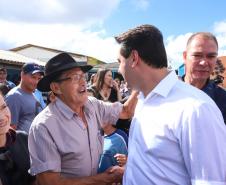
[28,53,138,185]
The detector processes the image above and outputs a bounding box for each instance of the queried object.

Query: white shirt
[123,71,226,185]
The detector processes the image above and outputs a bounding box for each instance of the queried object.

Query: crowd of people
[0,24,226,185]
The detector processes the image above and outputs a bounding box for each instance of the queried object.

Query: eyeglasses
[56,73,87,84]
[190,52,218,61]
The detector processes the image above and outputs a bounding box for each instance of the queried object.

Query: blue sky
[0,0,226,68]
[104,0,225,36]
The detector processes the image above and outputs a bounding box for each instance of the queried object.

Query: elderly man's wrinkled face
[0,94,11,135]
[53,68,88,107]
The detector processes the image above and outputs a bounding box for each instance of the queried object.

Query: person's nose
[199,57,209,66]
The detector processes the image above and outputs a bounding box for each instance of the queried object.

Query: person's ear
[131,50,139,68]
[50,82,62,95]
[182,51,187,64]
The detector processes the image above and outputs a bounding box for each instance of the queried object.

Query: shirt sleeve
[28,121,61,175]
[98,149,116,173]
[178,102,226,184]
[33,90,46,109]
[89,97,123,126]
[5,94,20,125]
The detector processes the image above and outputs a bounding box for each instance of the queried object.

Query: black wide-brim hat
[37,52,93,92]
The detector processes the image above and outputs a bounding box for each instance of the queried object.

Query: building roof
[11,44,86,58]
[92,62,119,72]
[10,44,105,65]
[0,49,45,66]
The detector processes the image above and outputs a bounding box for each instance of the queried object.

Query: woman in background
[88,69,128,175]
[90,68,121,102]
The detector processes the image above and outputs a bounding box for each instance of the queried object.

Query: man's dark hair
[115,24,168,68]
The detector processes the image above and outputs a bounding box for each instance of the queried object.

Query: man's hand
[114,154,127,167]
[106,165,124,183]
[119,90,139,119]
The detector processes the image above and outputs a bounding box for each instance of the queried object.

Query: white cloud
[213,20,226,54]
[0,0,122,63]
[0,0,120,26]
[165,33,192,69]
[213,21,226,33]
[132,0,150,11]
[1,0,226,68]
[0,20,119,62]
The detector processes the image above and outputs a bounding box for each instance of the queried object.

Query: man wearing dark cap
[5,63,44,133]
[28,52,138,184]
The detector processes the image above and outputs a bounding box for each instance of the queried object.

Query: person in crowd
[183,32,226,124]
[90,68,131,135]
[114,77,121,89]
[89,68,121,102]
[28,52,138,185]
[0,67,16,90]
[116,81,132,135]
[120,81,131,102]
[114,24,226,184]
[0,83,10,97]
[87,73,97,87]
[98,124,128,173]
[0,92,35,185]
[5,63,44,133]
[88,71,129,173]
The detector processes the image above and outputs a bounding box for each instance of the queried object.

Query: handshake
[105,165,125,185]
[102,154,127,185]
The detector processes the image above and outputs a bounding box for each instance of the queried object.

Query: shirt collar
[55,97,92,120]
[55,97,77,119]
[140,71,178,101]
